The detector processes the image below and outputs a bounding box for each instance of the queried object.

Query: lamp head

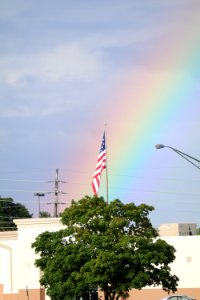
[34,193,45,197]
[155,144,165,149]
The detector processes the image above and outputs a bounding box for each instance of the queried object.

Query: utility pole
[48,169,67,217]
[34,193,45,217]
[54,169,59,218]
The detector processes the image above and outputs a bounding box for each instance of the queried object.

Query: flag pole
[105,123,109,204]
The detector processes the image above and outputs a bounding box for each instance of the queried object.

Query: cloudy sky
[1,0,200,227]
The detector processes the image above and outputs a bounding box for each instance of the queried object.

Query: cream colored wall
[0,218,65,299]
[159,223,179,236]
[162,236,200,288]
[15,218,65,298]
[0,244,12,293]
[0,232,18,294]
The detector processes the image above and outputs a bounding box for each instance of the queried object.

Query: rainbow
[97,19,200,204]
[68,8,200,226]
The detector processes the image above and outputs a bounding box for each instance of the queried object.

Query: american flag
[92,132,106,195]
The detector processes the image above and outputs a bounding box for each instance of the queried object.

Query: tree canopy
[39,211,51,218]
[32,196,179,300]
[0,197,32,231]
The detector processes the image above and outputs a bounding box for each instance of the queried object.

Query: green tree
[39,211,51,218]
[32,196,179,300]
[0,197,32,231]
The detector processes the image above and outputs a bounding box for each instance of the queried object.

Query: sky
[1,0,200,228]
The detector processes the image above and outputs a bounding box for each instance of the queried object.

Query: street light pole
[34,193,45,217]
[155,144,200,170]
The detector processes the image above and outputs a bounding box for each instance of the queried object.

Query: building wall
[0,220,200,300]
[159,223,197,236]
[0,231,18,294]
[163,235,200,288]
[133,235,200,300]
[0,218,65,300]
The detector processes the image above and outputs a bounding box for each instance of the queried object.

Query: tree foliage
[32,196,179,300]
[0,197,32,231]
[39,211,51,218]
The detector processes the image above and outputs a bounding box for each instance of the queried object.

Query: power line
[0,179,47,182]
[0,189,48,193]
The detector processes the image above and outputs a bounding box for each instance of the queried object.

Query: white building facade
[0,218,200,300]
[0,218,65,300]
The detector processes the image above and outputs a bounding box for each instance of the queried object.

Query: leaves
[32,196,179,300]
[0,197,32,231]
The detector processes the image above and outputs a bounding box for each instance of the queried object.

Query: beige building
[159,223,197,236]
[0,219,200,300]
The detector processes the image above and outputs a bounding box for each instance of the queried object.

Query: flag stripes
[92,132,106,195]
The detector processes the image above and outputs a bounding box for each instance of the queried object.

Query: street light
[155,144,200,170]
[34,193,45,217]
